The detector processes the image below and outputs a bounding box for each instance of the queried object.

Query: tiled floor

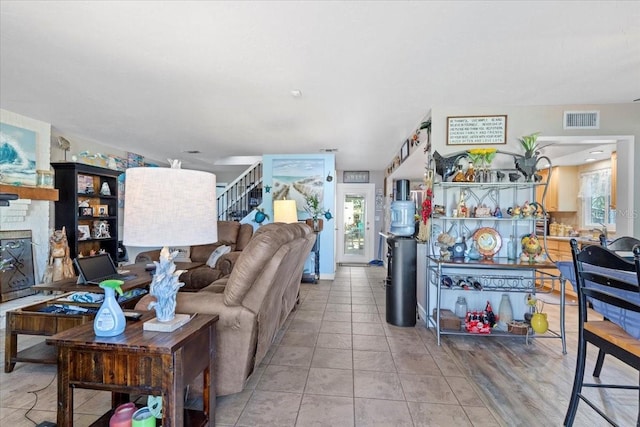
[213,266,498,426]
[1,265,637,426]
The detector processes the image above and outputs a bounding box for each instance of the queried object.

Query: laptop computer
[74,253,136,285]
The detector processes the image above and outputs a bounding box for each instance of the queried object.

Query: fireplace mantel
[0,184,59,201]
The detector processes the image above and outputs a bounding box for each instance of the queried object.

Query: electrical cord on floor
[24,372,57,426]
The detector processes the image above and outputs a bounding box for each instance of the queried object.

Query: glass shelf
[433,216,541,221]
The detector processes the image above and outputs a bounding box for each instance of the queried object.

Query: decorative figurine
[451,237,467,260]
[508,172,521,182]
[457,191,468,218]
[436,232,455,260]
[43,227,75,283]
[100,182,111,196]
[493,206,503,218]
[520,233,544,263]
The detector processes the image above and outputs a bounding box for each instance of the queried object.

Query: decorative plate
[473,227,502,259]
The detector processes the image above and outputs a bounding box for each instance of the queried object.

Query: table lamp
[274,199,298,223]
[123,162,217,331]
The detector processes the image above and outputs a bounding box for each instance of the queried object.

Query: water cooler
[386,180,417,327]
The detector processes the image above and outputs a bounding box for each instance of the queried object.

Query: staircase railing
[217,161,263,221]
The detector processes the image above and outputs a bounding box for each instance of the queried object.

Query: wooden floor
[437,295,639,426]
[1,268,638,426]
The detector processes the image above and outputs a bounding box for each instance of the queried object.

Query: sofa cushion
[235,223,254,251]
[223,224,294,306]
[180,267,224,291]
[218,221,241,246]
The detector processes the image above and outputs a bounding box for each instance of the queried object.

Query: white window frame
[580,168,615,231]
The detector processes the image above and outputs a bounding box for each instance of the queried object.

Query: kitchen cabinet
[536,166,578,212]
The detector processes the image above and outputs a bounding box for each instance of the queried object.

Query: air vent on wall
[564,110,600,129]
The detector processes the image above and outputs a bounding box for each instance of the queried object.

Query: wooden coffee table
[47,312,218,427]
[5,261,204,372]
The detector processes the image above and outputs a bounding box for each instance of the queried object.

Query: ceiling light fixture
[589,150,604,154]
[291,90,302,98]
[584,158,596,162]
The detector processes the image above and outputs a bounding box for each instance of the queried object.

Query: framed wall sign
[446,115,507,145]
[400,140,410,161]
[343,171,370,183]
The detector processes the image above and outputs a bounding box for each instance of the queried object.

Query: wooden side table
[47,312,218,426]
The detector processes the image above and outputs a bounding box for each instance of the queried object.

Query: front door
[336,184,375,264]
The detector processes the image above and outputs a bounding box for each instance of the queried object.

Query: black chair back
[599,234,640,252]
[571,241,640,318]
[564,239,640,426]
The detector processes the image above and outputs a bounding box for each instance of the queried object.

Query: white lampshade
[123,167,218,247]
[273,199,298,224]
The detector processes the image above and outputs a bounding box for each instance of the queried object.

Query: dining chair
[564,240,640,426]
[594,235,640,376]
[599,234,640,253]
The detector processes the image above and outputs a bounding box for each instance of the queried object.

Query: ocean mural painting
[272,159,324,214]
[0,123,37,186]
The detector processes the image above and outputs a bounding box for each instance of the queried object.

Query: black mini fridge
[385,235,417,327]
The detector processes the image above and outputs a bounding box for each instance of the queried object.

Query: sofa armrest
[202,276,229,293]
[217,251,243,276]
[135,249,161,263]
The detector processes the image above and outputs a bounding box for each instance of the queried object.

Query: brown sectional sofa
[135,221,254,291]
[135,222,316,396]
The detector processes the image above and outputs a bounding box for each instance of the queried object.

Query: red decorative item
[421,188,433,224]
[465,311,491,334]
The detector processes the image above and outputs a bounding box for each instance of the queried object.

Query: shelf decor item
[304,194,332,231]
[530,312,549,334]
[123,161,218,331]
[78,206,93,217]
[498,294,513,330]
[514,131,553,182]
[473,227,502,259]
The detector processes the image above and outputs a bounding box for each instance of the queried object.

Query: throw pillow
[169,246,191,262]
[206,245,231,268]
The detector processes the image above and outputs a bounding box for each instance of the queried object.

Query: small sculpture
[100,182,111,196]
[508,172,521,182]
[43,227,75,283]
[436,232,455,260]
[520,234,544,263]
[433,150,469,181]
[147,247,186,322]
[496,171,505,182]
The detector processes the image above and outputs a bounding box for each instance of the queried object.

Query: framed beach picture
[0,123,37,186]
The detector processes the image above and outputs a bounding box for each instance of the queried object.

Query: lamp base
[143,313,192,332]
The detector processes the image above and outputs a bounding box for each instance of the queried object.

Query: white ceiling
[1,1,639,174]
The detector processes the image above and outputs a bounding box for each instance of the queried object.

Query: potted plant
[518,132,541,159]
[514,132,551,182]
[304,194,332,232]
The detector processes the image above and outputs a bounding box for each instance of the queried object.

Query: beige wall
[429,103,639,236]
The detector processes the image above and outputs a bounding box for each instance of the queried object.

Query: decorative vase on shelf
[455,296,468,318]
[530,312,548,334]
[305,218,323,232]
[467,239,481,260]
[498,294,513,330]
[507,235,517,260]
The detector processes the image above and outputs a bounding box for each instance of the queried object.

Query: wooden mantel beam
[0,184,59,201]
